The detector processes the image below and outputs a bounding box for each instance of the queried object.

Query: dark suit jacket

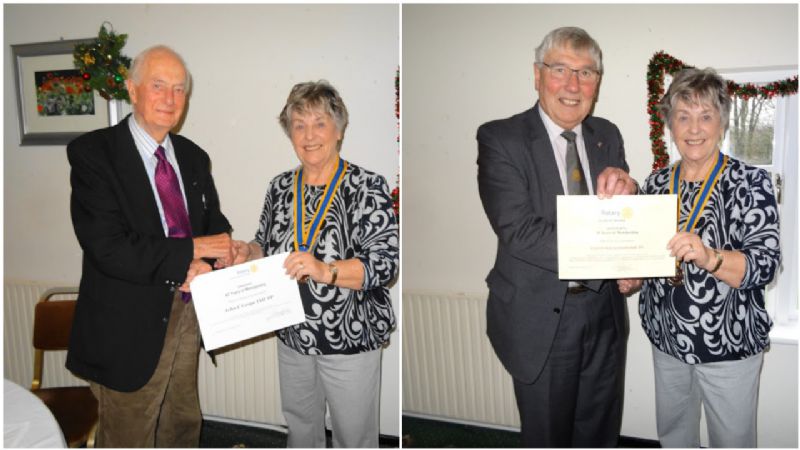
[65,115,231,392]
[477,103,630,385]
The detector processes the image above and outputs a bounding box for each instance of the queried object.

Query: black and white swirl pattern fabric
[254,161,398,355]
[639,157,780,364]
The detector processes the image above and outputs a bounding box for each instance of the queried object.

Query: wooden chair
[31,287,98,448]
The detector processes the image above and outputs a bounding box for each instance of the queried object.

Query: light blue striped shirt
[128,116,189,237]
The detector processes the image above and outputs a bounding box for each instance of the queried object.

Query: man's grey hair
[658,67,731,133]
[534,27,603,74]
[278,80,349,137]
[127,45,192,93]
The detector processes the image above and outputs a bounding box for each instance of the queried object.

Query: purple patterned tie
[154,146,193,302]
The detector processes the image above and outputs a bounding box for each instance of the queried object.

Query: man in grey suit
[477,27,638,447]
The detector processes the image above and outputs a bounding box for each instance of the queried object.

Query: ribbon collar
[293,157,348,252]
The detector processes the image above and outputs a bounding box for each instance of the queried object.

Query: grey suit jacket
[477,103,630,384]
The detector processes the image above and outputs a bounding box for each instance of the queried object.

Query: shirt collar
[128,115,173,157]
[537,106,583,142]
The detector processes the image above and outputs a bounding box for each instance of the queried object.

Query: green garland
[647,51,798,172]
[73,24,131,102]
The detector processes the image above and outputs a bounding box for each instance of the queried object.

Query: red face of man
[126,50,188,142]
[534,46,599,130]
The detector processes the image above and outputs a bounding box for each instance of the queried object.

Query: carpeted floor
[199,419,400,448]
[401,415,661,448]
[402,416,520,448]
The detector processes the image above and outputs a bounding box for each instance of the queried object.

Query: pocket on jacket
[486,268,515,304]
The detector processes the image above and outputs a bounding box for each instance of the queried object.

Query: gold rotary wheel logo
[621,207,634,220]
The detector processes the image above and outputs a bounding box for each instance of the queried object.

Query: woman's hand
[617,278,643,296]
[668,231,712,269]
[284,251,328,283]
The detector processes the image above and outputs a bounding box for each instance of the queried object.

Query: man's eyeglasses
[540,62,601,84]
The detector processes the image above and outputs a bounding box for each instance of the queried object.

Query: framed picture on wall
[12,38,119,146]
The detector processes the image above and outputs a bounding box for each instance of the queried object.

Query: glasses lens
[550,65,567,79]
[578,70,595,82]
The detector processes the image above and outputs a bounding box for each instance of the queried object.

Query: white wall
[3,3,400,436]
[403,3,798,446]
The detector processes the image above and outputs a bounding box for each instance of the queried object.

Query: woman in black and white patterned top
[227,80,397,448]
[618,68,780,448]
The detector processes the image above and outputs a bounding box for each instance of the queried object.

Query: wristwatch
[328,263,339,284]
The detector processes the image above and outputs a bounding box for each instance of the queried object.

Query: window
[719,69,797,334]
[665,68,798,338]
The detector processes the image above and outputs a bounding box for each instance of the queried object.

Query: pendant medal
[668,152,727,289]
[668,265,684,286]
[293,157,348,283]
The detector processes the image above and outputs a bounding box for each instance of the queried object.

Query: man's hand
[214,240,255,269]
[179,259,212,292]
[193,233,233,260]
[617,278,643,296]
[595,167,638,198]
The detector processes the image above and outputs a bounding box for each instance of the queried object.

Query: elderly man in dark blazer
[66,45,232,447]
[477,27,638,447]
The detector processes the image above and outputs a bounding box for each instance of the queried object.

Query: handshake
[179,233,259,292]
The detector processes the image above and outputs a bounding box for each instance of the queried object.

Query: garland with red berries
[647,51,797,172]
[391,68,400,219]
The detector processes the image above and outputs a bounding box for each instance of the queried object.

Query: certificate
[190,252,305,350]
[557,195,677,279]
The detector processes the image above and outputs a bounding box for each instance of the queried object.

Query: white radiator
[3,281,285,426]
[402,291,520,428]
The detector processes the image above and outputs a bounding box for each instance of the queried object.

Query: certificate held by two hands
[190,252,306,351]
[556,195,677,280]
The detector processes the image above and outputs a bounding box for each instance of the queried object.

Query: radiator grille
[402,291,519,428]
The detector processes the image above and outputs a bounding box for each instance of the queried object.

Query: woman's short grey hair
[278,80,349,137]
[128,45,192,93]
[659,67,731,133]
[534,27,603,73]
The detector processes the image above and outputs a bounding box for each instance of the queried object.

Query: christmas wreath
[73,23,131,102]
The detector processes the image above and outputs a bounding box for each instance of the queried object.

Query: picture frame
[12,38,123,146]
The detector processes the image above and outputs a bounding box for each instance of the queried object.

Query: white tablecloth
[4,379,67,448]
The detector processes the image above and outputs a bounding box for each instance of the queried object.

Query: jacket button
[553,308,561,314]
[163,317,168,323]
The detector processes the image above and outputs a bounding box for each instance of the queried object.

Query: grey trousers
[652,346,764,448]
[513,287,625,448]
[277,340,382,448]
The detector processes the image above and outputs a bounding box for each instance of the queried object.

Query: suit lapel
[173,138,203,236]
[112,116,164,234]
[581,121,606,188]
[527,104,565,197]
